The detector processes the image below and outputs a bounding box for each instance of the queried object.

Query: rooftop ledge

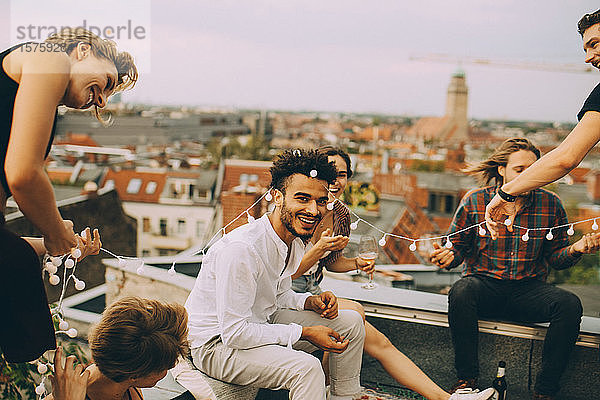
[320,276,600,349]
[100,259,600,349]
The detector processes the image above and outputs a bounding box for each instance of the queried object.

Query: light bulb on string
[309,169,318,178]
[58,319,69,331]
[35,384,45,395]
[45,262,58,275]
[326,202,334,211]
[80,229,87,239]
[567,225,575,236]
[37,362,48,374]
[478,225,486,236]
[521,230,530,242]
[409,241,417,252]
[265,190,273,202]
[49,274,60,285]
[247,211,255,223]
[51,257,62,267]
[168,267,176,276]
[445,237,453,249]
[504,218,512,227]
[66,328,78,338]
[378,235,387,246]
[136,260,145,275]
[593,219,598,231]
[64,258,75,269]
[546,229,554,240]
[74,278,85,291]
[71,248,82,259]
[350,220,359,230]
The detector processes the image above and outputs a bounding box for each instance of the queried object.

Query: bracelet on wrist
[497,187,517,202]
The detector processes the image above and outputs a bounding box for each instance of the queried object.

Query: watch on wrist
[497,188,517,202]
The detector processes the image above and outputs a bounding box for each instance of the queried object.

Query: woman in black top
[0,27,137,362]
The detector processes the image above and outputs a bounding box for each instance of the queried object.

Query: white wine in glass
[358,235,378,290]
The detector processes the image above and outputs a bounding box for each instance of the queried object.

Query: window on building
[428,193,437,212]
[178,219,186,234]
[427,192,457,215]
[126,178,142,194]
[146,181,157,194]
[158,249,169,256]
[189,184,195,199]
[444,195,455,214]
[142,217,151,233]
[142,249,150,257]
[159,218,168,236]
[196,220,206,238]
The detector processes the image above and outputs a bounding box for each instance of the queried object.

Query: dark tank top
[0,43,57,197]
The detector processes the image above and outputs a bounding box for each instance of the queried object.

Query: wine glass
[358,235,378,290]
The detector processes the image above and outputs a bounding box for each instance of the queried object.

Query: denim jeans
[448,274,583,396]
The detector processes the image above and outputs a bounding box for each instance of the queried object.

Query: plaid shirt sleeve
[320,202,351,269]
[542,195,582,270]
[445,191,476,270]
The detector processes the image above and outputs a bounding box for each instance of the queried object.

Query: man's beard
[280,200,320,241]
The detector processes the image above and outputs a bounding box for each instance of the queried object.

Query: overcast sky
[1,0,599,122]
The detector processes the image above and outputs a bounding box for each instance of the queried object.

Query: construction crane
[409,53,595,74]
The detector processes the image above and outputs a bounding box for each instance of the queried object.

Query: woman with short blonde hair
[0,27,136,363]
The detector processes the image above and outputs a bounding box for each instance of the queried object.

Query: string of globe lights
[32,171,600,398]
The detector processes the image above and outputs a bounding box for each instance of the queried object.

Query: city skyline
[1,0,599,122]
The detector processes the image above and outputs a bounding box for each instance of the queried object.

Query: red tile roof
[103,169,167,203]
[221,159,272,193]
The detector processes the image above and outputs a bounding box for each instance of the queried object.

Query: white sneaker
[449,387,495,400]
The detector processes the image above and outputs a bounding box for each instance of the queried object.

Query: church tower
[445,69,469,142]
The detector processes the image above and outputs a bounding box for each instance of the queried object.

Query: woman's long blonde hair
[462,137,541,186]
[45,27,138,124]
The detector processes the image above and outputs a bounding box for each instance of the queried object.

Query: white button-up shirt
[185,214,312,349]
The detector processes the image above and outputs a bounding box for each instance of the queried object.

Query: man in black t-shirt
[577,10,600,121]
[485,10,600,247]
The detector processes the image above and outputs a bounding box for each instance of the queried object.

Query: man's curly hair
[578,9,600,37]
[270,149,337,193]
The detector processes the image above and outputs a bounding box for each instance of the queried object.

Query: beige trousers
[192,309,365,399]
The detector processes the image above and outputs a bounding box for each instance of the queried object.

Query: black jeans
[448,274,582,396]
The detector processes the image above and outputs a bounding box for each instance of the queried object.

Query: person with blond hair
[0,27,136,362]
[430,138,600,400]
[48,297,189,400]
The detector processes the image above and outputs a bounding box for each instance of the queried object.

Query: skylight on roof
[126,178,142,194]
[146,181,157,194]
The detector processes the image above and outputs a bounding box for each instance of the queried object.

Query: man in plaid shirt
[429,138,600,400]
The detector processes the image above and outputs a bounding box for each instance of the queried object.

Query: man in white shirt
[185,149,366,400]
